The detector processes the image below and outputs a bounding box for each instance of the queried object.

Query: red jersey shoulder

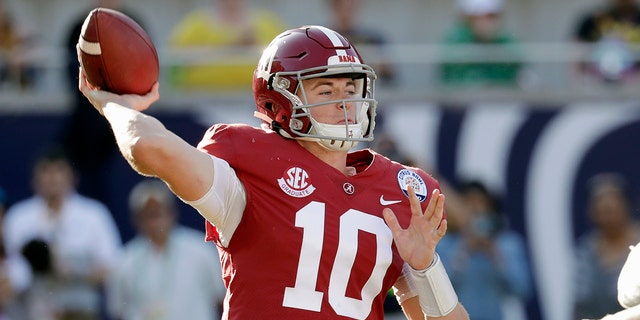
[197,123,281,161]
[197,123,270,149]
[379,155,441,204]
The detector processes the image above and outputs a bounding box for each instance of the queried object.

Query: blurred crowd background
[2,0,640,320]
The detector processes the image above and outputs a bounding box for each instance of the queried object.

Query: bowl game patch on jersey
[397,169,428,202]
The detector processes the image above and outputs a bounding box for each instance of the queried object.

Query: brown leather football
[78,8,158,95]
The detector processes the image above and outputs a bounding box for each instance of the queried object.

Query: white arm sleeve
[183,155,246,248]
[619,242,640,309]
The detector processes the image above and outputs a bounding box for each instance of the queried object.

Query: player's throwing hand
[78,68,159,115]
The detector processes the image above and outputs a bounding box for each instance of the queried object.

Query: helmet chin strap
[253,111,273,124]
[309,122,363,152]
[294,135,359,152]
[316,139,359,152]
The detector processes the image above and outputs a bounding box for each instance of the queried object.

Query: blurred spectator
[438,180,532,320]
[573,173,640,320]
[167,0,285,91]
[438,0,524,88]
[2,147,122,320]
[0,186,32,320]
[0,0,37,90]
[107,179,225,320]
[326,0,396,84]
[573,0,640,84]
[59,0,142,205]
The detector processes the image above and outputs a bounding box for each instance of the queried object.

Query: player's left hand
[383,187,447,270]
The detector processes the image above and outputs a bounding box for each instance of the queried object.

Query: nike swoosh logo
[380,195,402,206]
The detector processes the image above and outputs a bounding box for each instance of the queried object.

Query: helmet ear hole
[271,104,288,123]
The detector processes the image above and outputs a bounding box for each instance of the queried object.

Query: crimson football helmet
[253,25,377,151]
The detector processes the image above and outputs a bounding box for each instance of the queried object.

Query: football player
[78,25,468,319]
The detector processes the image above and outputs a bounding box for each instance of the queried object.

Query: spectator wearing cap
[437,0,524,88]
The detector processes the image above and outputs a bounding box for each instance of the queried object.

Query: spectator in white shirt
[107,178,225,320]
[2,147,122,320]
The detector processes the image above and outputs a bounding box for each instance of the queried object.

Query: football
[77,8,159,95]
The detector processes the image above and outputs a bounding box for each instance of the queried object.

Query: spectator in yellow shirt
[168,0,285,91]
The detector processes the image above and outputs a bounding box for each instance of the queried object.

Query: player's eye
[314,86,333,96]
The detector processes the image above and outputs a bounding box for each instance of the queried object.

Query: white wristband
[409,253,458,317]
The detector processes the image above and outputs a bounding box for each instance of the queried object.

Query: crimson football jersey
[198,124,441,320]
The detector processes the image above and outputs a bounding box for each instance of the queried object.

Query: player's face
[299,77,358,125]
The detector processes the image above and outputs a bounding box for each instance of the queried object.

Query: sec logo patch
[278,167,316,198]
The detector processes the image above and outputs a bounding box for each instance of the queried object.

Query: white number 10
[282,201,394,319]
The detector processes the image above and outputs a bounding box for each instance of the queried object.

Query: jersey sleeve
[187,124,253,247]
[183,154,246,248]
